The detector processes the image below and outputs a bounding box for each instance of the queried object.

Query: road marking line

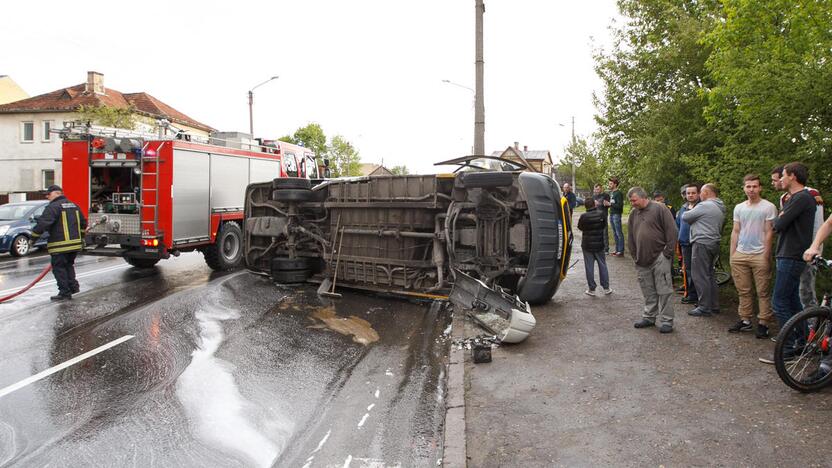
[0,335,134,399]
[0,263,129,296]
[357,413,369,427]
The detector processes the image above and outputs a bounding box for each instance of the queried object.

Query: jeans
[610,213,624,254]
[680,243,697,300]
[774,258,809,353]
[772,258,807,328]
[583,251,609,290]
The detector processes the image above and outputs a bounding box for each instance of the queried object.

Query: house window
[42,121,53,142]
[42,170,55,189]
[21,122,34,142]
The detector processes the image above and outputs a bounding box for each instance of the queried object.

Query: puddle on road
[308,305,380,346]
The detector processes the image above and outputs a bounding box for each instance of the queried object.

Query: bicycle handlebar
[812,256,832,269]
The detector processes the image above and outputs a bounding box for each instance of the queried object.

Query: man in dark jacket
[593,184,611,254]
[578,198,612,296]
[31,185,87,301]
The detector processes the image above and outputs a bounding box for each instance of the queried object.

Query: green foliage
[390,165,410,175]
[277,135,294,143]
[77,104,138,130]
[594,0,721,205]
[703,0,832,209]
[562,137,608,191]
[595,0,832,214]
[292,123,328,159]
[328,135,361,177]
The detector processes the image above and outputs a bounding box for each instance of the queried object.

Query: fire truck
[60,126,320,270]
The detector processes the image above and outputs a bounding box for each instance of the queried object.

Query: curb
[442,311,467,467]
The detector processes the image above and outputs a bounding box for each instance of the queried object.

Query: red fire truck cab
[61,129,319,270]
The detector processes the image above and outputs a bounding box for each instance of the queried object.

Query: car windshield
[0,204,37,221]
[456,158,525,172]
[434,156,528,172]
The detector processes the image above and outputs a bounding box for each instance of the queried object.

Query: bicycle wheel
[715,270,731,286]
[774,306,832,392]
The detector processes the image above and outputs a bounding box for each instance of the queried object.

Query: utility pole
[571,115,576,189]
[474,0,485,155]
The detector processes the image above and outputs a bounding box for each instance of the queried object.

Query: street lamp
[248,76,279,137]
[441,79,475,153]
[558,116,576,189]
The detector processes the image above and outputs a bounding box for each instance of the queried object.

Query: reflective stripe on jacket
[32,195,87,254]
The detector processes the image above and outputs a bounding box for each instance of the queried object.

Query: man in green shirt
[605,177,625,256]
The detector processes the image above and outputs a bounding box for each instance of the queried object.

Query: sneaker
[634,319,656,329]
[71,285,80,294]
[756,324,770,339]
[681,296,698,304]
[50,294,72,302]
[659,324,673,334]
[688,307,712,317]
[728,320,753,333]
[603,288,614,295]
[584,289,596,296]
[759,348,801,365]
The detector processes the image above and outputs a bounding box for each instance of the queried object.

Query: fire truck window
[284,153,298,177]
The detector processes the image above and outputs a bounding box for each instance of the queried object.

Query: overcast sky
[2,0,620,174]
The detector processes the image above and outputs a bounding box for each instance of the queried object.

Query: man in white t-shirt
[728,174,778,338]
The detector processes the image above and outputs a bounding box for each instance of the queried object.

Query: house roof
[358,163,393,176]
[0,83,214,132]
[491,147,552,161]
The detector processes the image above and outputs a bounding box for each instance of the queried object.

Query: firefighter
[32,185,87,301]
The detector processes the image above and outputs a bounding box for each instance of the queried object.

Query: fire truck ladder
[140,141,165,240]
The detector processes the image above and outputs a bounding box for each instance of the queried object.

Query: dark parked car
[0,200,49,257]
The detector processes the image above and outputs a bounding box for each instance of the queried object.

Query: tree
[328,135,361,177]
[594,0,722,201]
[563,137,606,191]
[703,0,832,208]
[390,165,410,175]
[77,104,138,130]
[292,123,328,159]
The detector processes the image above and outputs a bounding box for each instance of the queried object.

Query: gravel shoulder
[463,215,830,467]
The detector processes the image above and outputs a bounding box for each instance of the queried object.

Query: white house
[0,71,214,193]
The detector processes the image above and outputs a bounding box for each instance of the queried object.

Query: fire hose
[0,264,53,303]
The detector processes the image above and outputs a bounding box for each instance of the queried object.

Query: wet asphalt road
[0,252,450,467]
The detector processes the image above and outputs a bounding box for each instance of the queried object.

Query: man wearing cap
[31,185,87,301]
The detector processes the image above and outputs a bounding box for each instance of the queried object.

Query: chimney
[523,145,528,152]
[85,71,105,95]
[514,141,519,150]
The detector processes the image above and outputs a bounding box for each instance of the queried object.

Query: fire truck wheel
[126,257,160,268]
[272,177,312,190]
[272,189,313,202]
[458,171,514,189]
[271,256,313,271]
[272,269,311,284]
[203,221,243,271]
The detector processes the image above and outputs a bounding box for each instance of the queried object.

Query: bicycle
[773,256,832,392]
[671,250,731,286]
